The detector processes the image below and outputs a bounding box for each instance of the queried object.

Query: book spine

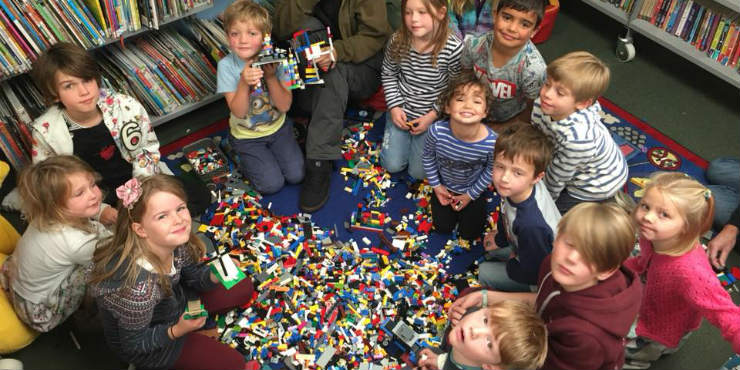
[672,0,691,36]
[7,0,45,52]
[46,0,91,48]
[680,3,698,40]
[713,20,730,60]
[707,17,725,55]
[0,0,35,60]
[66,0,103,45]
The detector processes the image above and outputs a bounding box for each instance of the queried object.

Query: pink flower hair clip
[116,178,142,209]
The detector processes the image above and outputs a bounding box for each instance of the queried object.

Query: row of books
[638,0,740,69]
[601,0,639,13]
[0,17,228,169]
[0,0,213,79]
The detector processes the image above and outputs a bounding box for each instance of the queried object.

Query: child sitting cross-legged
[422,72,497,242]
[478,123,561,292]
[89,175,254,370]
[417,297,547,370]
[530,51,628,215]
[449,202,642,370]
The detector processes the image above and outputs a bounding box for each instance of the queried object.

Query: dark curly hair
[436,71,492,118]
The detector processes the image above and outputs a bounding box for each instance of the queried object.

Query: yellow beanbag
[0,217,39,354]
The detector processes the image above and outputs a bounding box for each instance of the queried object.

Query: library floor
[6,2,740,369]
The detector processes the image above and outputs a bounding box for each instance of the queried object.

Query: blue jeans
[379,115,427,180]
[706,157,740,231]
[230,118,304,195]
[478,257,533,293]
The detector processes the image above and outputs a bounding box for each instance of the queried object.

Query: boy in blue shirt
[530,51,628,215]
[461,0,546,128]
[478,124,560,292]
[216,0,304,195]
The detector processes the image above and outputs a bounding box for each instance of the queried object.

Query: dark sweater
[91,246,217,370]
[535,255,642,370]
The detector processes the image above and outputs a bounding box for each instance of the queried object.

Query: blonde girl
[0,155,112,332]
[380,0,463,180]
[89,175,253,370]
[448,0,495,39]
[625,172,740,367]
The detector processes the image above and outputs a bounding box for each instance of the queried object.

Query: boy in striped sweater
[423,72,496,242]
[531,51,628,215]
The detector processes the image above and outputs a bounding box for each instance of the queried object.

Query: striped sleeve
[423,123,442,187]
[381,36,404,110]
[468,145,494,199]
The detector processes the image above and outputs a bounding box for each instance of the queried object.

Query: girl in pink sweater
[624,172,740,368]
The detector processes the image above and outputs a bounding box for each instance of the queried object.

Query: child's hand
[483,231,499,251]
[240,64,264,87]
[100,207,118,226]
[315,48,336,71]
[433,185,453,206]
[416,348,439,370]
[450,193,472,211]
[173,311,206,338]
[390,107,409,131]
[448,292,483,326]
[409,110,437,135]
[262,63,277,78]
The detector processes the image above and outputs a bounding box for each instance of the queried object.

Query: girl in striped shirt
[380,0,463,180]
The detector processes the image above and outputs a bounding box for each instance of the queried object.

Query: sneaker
[299,160,331,212]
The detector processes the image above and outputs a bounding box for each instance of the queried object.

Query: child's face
[404,0,444,43]
[132,191,191,250]
[550,232,605,292]
[538,77,591,121]
[448,307,502,368]
[492,7,539,50]
[64,172,102,219]
[227,20,264,61]
[634,187,685,251]
[445,84,487,126]
[54,71,100,117]
[492,153,543,203]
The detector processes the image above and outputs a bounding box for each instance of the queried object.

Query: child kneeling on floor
[417,297,547,370]
[89,175,254,370]
[217,0,304,195]
[449,202,642,370]
[624,172,740,369]
[423,72,496,242]
[0,155,112,332]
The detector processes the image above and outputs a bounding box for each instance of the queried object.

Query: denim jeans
[706,157,740,231]
[230,118,305,195]
[478,259,533,292]
[379,115,427,180]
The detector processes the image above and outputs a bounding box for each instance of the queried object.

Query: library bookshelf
[582,0,740,88]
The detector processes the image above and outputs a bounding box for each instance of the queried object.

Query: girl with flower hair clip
[0,155,112,332]
[89,175,254,370]
[624,171,740,368]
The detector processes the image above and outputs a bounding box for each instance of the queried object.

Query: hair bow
[116,178,142,209]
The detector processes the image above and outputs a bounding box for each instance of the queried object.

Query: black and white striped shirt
[531,99,628,201]
[381,34,463,120]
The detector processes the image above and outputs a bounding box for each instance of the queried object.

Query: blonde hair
[387,0,449,67]
[18,155,100,232]
[488,300,548,369]
[639,172,714,255]
[89,175,205,295]
[223,0,271,34]
[558,202,636,273]
[547,51,610,103]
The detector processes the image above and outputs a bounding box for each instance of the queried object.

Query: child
[478,124,560,292]
[449,202,642,370]
[89,175,254,370]
[217,0,304,195]
[531,51,628,215]
[0,155,112,332]
[380,0,463,180]
[624,172,740,368]
[422,72,496,241]
[448,0,495,40]
[29,42,209,217]
[417,298,547,370]
[460,0,546,127]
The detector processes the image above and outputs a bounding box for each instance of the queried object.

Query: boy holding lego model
[217,0,304,195]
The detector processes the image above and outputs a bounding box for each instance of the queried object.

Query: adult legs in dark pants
[170,278,254,370]
[430,193,487,241]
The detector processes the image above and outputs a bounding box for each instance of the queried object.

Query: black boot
[299,159,332,212]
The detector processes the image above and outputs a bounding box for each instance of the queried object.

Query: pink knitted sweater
[624,239,740,352]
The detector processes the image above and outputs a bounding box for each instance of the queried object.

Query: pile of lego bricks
[197,123,483,369]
